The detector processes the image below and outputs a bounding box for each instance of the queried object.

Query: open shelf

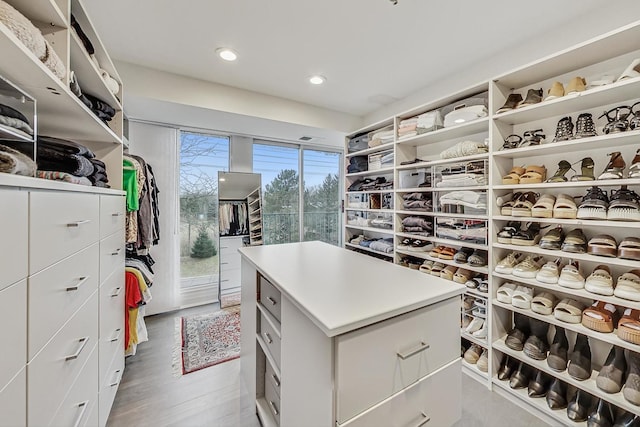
[345,143,393,158]
[461,331,488,348]
[493,178,640,191]
[395,248,489,275]
[461,359,489,385]
[6,0,68,28]
[346,166,394,178]
[396,153,489,171]
[431,185,489,192]
[465,288,489,299]
[396,117,489,147]
[494,338,640,416]
[394,210,435,217]
[344,242,394,258]
[492,215,640,230]
[429,236,487,250]
[345,224,394,235]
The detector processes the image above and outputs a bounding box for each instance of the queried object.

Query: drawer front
[336,297,459,423]
[28,292,99,426]
[265,359,281,398]
[28,243,99,360]
[339,360,461,427]
[49,345,98,427]
[99,270,124,386]
[219,236,244,255]
[0,280,26,388]
[99,231,125,283]
[0,189,27,291]
[100,195,126,239]
[99,351,125,427]
[221,267,241,291]
[264,373,281,426]
[220,253,241,270]
[259,312,281,370]
[259,276,282,323]
[30,191,100,273]
[0,367,25,427]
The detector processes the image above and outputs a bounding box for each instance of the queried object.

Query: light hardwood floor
[108,304,545,427]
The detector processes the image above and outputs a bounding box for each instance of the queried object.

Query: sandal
[453,268,473,284]
[428,245,446,258]
[430,262,445,276]
[582,301,619,333]
[497,221,521,244]
[468,250,487,267]
[465,276,482,289]
[502,166,526,184]
[577,186,609,219]
[574,113,598,139]
[600,106,632,134]
[440,265,457,280]
[617,309,640,344]
[561,228,588,253]
[618,237,640,260]
[512,191,539,217]
[419,260,434,273]
[539,225,564,250]
[511,285,534,309]
[453,247,474,263]
[598,151,626,180]
[554,298,586,324]
[570,157,595,181]
[614,271,640,302]
[587,234,618,257]
[512,222,545,246]
[608,185,640,221]
[552,116,574,142]
[630,101,640,131]
[520,165,547,184]
[520,129,545,147]
[553,194,577,219]
[531,292,558,315]
[546,160,573,183]
[531,194,555,218]
[502,134,522,150]
[438,246,457,260]
[497,282,517,303]
[628,149,640,178]
[501,192,522,216]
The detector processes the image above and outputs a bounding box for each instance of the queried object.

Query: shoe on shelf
[630,102,640,131]
[539,226,564,251]
[552,116,574,142]
[496,93,523,114]
[577,186,609,219]
[523,318,549,360]
[511,222,544,246]
[554,298,585,324]
[517,88,543,108]
[582,300,619,333]
[531,292,557,316]
[497,355,516,381]
[476,349,488,372]
[453,268,473,284]
[502,166,526,185]
[531,194,555,218]
[495,252,523,275]
[617,58,640,82]
[585,265,614,296]
[618,309,640,345]
[553,193,578,219]
[547,327,569,372]
[465,317,484,334]
[462,295,475,310]
[566,76,587,95]
[546,378,568,409]
[546,160,573,183]
[614,270,640,301]
[501,134,522,150]
[528,370,552,398]
[509,361,530,389]
[628,148,640,178]
[496,282,517,304]
[440,265,457,280]
[500,192,522,216]
[496,191,514,208]
[408,239,432,252]
[438,247,457,260]
[430,262,445,276]
[596,345,626,394]
[463,343,483,364]
[570,157,595,181]
[519,165,547,184]
[545,81,564,101]
[608,185,640,221]
[588,399,615,427]
[558,260,585,289]
[561,228,588,253]
[613,411,640,427]
[567,389,592,422]
[453,247,474,263]
[574,113,598,139]
[598,151,626,180]
[535,258,562,284]
[512,191,539,217]
[473,321,487,339]
[511,285,534,310]
[588,74,615,88]
[521,129,545,146]
[397,238,413,250]
[587,234,618,258]
[567,334,592,381]
[467,250,487,267]
[512,255,544,279]
[477,278,488,293]
[624,350,640,405]
[601,106,632,134]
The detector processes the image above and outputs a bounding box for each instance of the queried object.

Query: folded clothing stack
[436,218,487,243]
[402,216,433,235]
[439,191,487,214]
[69,72,116,123]
[439,140,487,159]
[347,155,368,173]
[0,144,35,176]
[437,173,487,188]
[348,177,393,191]
[370,215,393,229]
[402,192,432,211]
[397,117,418,140]
[416,110,443,133]
[368,129,394,147]
[0,103,33,139]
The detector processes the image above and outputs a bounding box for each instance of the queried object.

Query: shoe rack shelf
[465,288,489,299]
[462,359,489,385]
[343,242,394,259]
[461,330,487,347]
[344,19,640,421]
[395,248,490,275]
[494,338,640,416]
[344,224,394,236]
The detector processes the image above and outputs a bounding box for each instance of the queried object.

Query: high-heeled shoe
[574,113,598,138]
[598,152,626,180]
[497,355,516,380]
[628,149,640,179]
[588,399,615,427]
[600,106,632,134]
[567,389,593,422]
[521,129,545,146]
[546,378,568,409]
[553,116,574,142]
[571,157,595,181]
[546,160,573,183]
[509,361,530,389]
[630,101,640,131]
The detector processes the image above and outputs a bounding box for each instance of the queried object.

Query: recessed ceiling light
[216,48,238,61]
[309,75,326,85]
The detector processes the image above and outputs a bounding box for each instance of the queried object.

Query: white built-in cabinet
[344,19,640,425]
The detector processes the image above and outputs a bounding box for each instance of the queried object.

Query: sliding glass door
[303,150,341,245]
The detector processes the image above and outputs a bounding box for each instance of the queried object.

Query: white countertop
[239,241,465,337]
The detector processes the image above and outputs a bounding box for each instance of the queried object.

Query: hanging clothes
[219,201,248,236]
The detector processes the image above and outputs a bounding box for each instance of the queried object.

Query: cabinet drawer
[28,292,99,426]
[220,253,241,270]
[0,189,27,291]
[219,237,244,255]
[221,267,241,291]
[0,280,26,388]
[259,276,282,323]
[100,230,125,283]
[99,269,125,345]
[339,360,461,427]
[259,312,281,370]
[99,350,124,427]
[335,297,459,423]
[265,359,281,398]
[30,191,99,273]
[49,345,98,427]
[0,367,25,427]
[28,243,99,360]
[264,372,281,426]
[100,195,126,239]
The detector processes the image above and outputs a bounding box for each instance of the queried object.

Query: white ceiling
[86,0,607,118]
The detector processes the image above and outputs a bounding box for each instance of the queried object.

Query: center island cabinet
[239,241,465,427]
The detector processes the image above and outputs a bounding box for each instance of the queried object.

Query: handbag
[444,105,488,127]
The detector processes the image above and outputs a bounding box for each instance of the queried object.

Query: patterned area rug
[178,306,241,375]
[220,291,241,308]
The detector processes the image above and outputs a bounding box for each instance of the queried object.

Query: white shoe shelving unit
[344,19,640,424]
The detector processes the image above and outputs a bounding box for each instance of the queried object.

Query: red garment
[125,271,143,349]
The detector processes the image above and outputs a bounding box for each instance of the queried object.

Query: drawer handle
[67,219,91,227]
[111,212,122,217]
[221,262,229,265]
[72,401,89,427]
[267,296,277,305]
[271,373,280,388]
[397,341,430,360]
[263,332,273,344]
[110,328,122,342]
[221,279,229,283]
[269,400,279,416]
[111,248,122,256]
[109,369,123,387]
[409,412,430,427]
[110,287,123,297]
[65,337,89,361]
[221,246,229,249]
[66,276,89,292]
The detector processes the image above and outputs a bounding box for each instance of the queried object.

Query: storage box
[399,168,430,189]
[347,134,370,153]
[440,91,488,118]
[435,217,487,244]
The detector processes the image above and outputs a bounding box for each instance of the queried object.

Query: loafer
[547,327,569,372]
[546,378,568,409]
[568,334,592,381]
[497,355,516,381]
[528,370,551,398]
[623,351,640,406]
[596,345,626,394]
[588,399,615,427]
[509,361,530,389]
[567,389,592,422]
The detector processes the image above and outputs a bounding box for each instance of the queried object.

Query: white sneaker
[512,255,544,279]
[536,258,562,284]
[494,252,523,275]
[473,322,488,338]
[614,270,640,301]
[558,261,585,289]
[465,317,484,334]
[585,265,614,296]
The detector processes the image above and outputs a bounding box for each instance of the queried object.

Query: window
[303,150,341,245]
[179,131,229,300]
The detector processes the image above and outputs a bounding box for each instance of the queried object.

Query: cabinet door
[335,298,459,423]
[0,189,27,291]
[0,280,26,390]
